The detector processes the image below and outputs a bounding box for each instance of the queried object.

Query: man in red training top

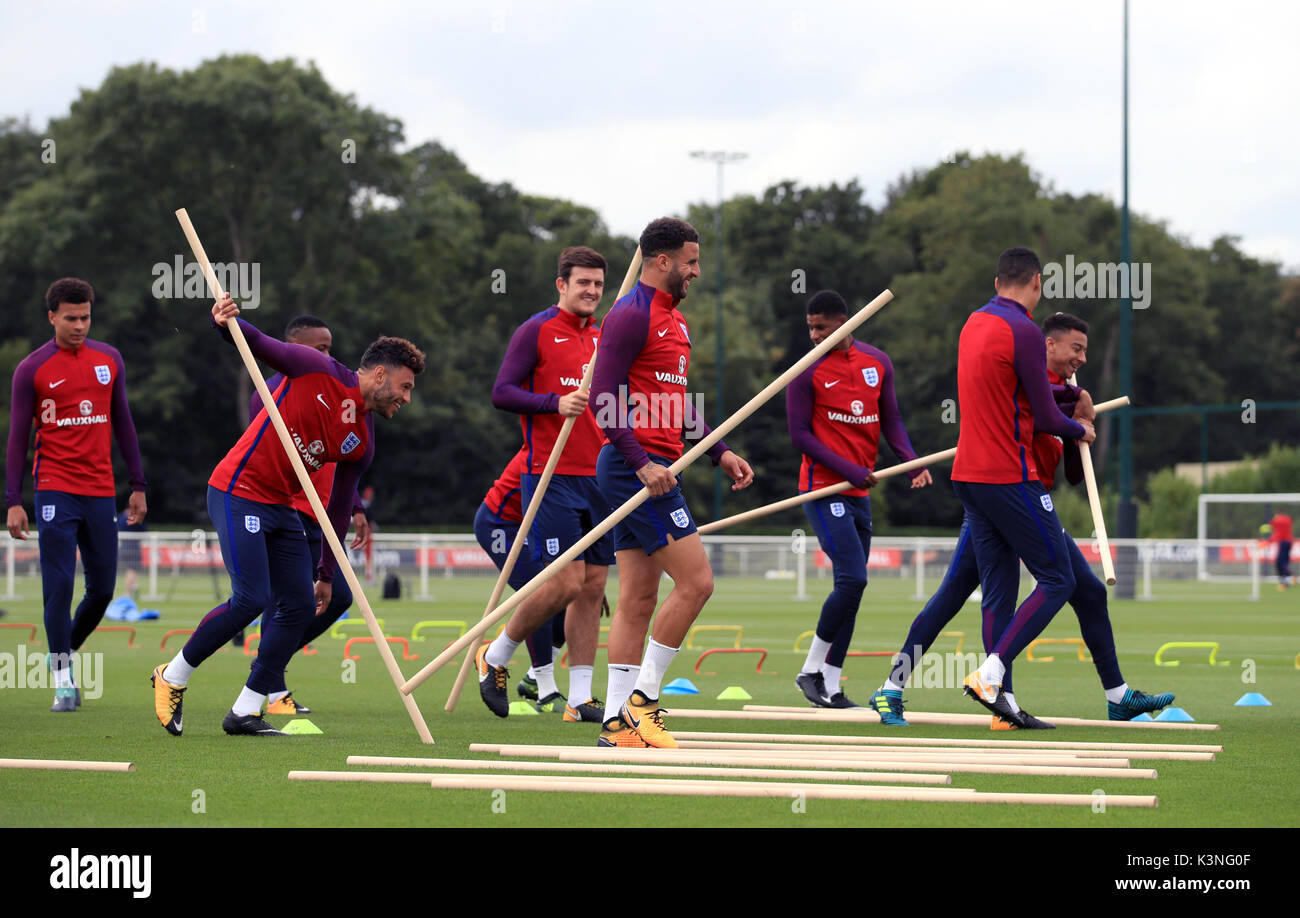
[786,289,931,709]
[1268,511,1294,588]
[151,294,423,737]
[6,277,147,713]
[589,217,754,748]
[475,247,613,723]
[243,314,372,714]
[951,247,1096,720]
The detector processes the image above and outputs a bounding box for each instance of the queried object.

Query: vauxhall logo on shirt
[654,353,689,387]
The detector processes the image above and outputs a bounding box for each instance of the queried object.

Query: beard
[667,266,690,300]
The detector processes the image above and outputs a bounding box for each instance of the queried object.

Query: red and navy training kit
[889,370,1123,692]
[1269,513,1293,582]
[249,374,364,651]
[6,338,146,661]
[491,304,613,567]
[786,339,921,669]
[950,295,1088,666]
[183,320,374,696]
[590,281,729,554]
[473,447,564,665]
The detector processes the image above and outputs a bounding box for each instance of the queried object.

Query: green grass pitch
[1,574,1296,827]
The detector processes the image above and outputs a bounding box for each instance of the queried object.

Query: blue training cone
[1130,712,1154,721]
[1234,692,1272,706]
[1154,707,1196,722]
[663,678,700,695]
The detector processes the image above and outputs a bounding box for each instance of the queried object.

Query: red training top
[491,305,603,476]
[481,446,529,524]
[6,338,146,505]
[1271,513,1294,543]
[952,296,1085,484]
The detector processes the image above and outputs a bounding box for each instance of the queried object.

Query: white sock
[569,664,594,703]
[802,636,832,674]
[534,663,558,697]
[485,633,521,670]
[233,686,266,717]
[883,679,904,693]
[52,664,75,689]
[1003,691,1021,713]
[163,652,196,687]
[526,666,536,680]
[605,664,640,725]
[1105,682,1129,704]
[821,663,843,697]
[633,639,678,700]
[977,653,1006,685]
[269,690,288,703]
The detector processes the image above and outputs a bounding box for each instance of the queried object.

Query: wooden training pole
[699,396,1129,535]
[341,755,954,785]
[401,288,897,694]
[443,248,642,712]
[673,739,1212,762]
[1071,374,1117,584]
[699,449,955,535]
[175,209,434,744]
[672,730,1221,754]
[416,772,1158,806]
[467,745,1158,780]
[672,705,1219,730]
[0,759,134,772]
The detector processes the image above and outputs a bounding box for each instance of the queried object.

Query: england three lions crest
[862,367,879,387]
[94,364,112,385]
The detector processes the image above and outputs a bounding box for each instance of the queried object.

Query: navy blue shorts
[521,473,615,567]
[474,503,545,590]
[804,493,872,586]
[595,445,696,555]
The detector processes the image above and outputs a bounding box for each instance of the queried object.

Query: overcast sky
[3,1,1297,269]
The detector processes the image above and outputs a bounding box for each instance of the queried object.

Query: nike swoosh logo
[316,394,329,408]
[657,329,668,338]
[49,380,66,388]
[823,380,840,388]
[553,337,569,343]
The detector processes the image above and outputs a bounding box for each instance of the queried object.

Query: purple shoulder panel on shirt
[5,342,57,507]
[248,372,285,424]
[492,307,561,415]
[1009,317,1086,440]
[590,298,652,470]
[856,341,920,473]
[88,340,147,493]
[224,319,350,384]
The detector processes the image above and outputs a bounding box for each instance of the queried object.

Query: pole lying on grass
[401,288,897,695]
[443,248,642,712]
[698,395,1131,535]
[1071,375,1118,585]
[175,208,434,744]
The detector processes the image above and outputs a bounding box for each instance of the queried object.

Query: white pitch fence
[1,532,1264,603]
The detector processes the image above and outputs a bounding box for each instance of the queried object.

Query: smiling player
[151,295,423,737]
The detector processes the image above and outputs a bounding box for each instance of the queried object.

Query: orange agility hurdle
[694,648,769,675]
[0,623,38,643]
[345,636,419,661]
[91,625,137,648]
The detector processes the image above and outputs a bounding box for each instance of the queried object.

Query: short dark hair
[996,247,1042,287]
[285,314,329,340]
[45,278,94,313]
[1043,312,1089,338]
[360,336,426,376]
[557,246,607,282]
[639,218,699,260]
[806,290,848,318]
